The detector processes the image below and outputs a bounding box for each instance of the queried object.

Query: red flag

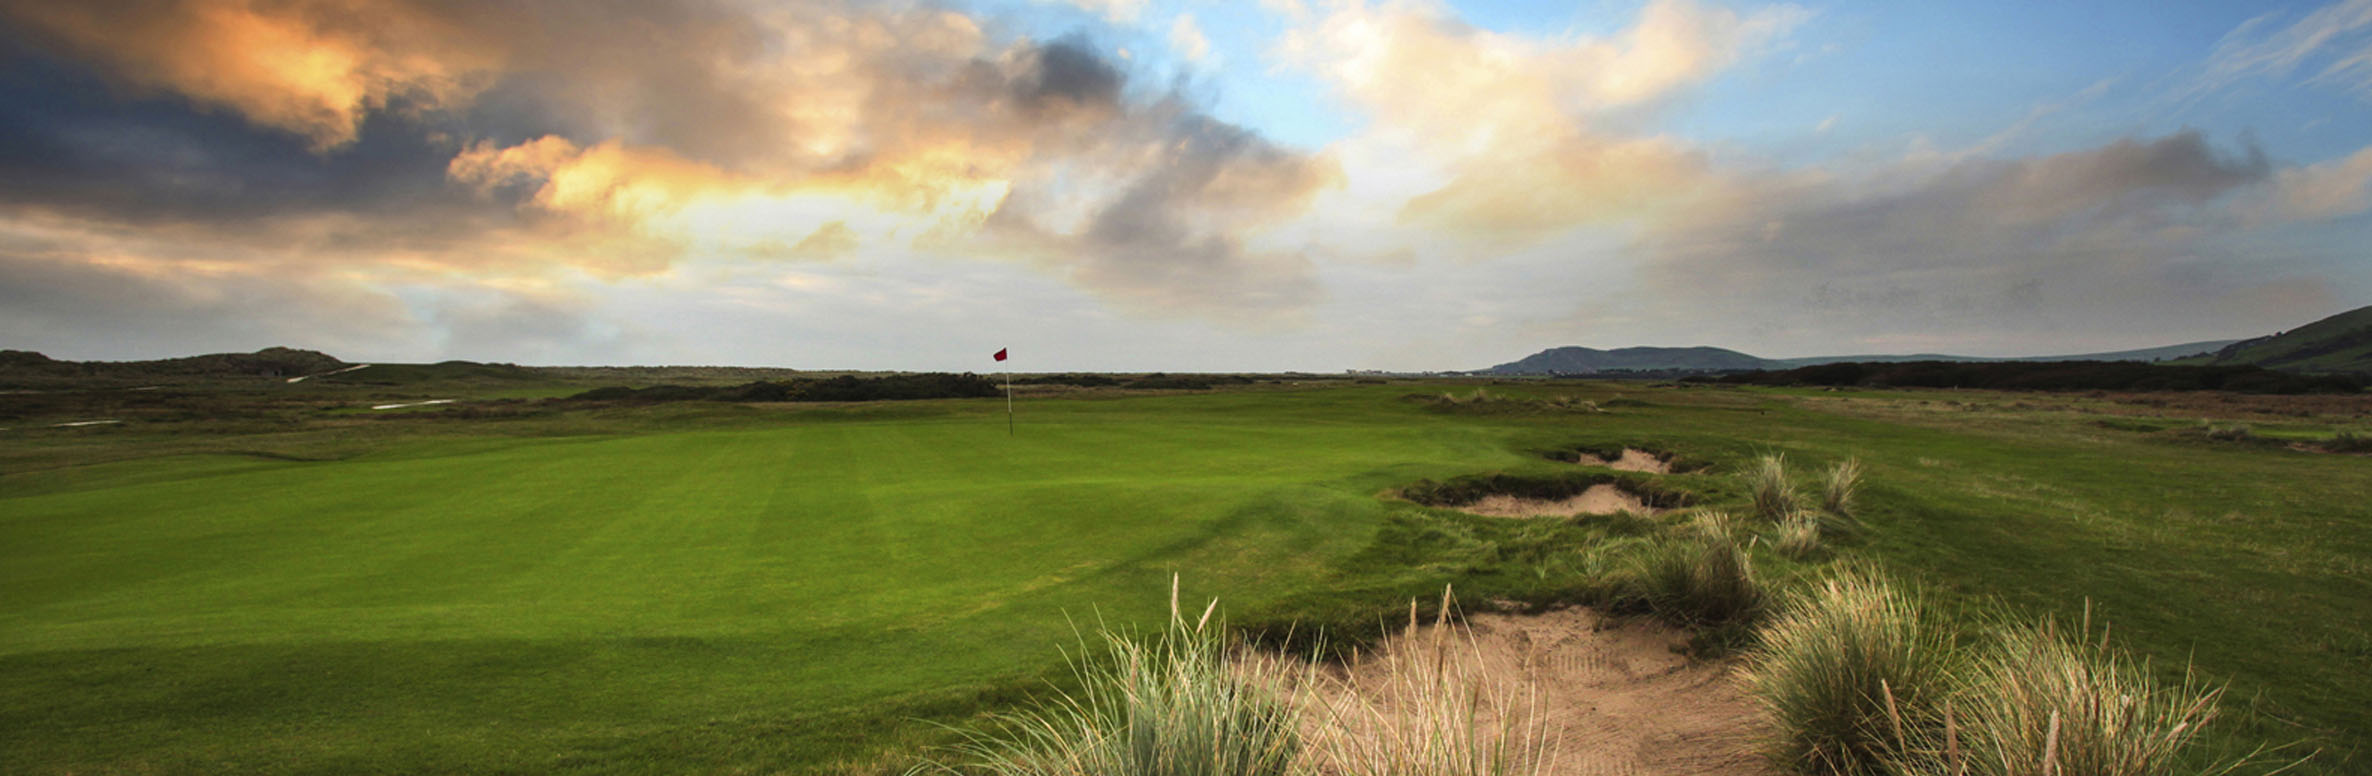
[993,348,1008,362]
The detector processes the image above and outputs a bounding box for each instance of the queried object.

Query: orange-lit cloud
[0,0,501,150]
[1280,0,1803,237]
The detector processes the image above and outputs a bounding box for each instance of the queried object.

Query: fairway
[5,384,2369,774]
[2,390,1527,772]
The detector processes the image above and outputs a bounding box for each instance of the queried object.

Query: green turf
[3,383,2366,773]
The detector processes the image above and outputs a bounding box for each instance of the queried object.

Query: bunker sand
[1279,608,1774,776]
[1571,448,1672,473]
[1460,486,1664,518]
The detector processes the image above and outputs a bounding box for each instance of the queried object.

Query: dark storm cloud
[1013,38,1126,114]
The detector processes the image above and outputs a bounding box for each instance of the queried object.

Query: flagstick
[1005,370,1013,436]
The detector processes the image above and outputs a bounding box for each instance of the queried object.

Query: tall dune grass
[1911,618,2264,776]
[1752,454,1799,522]
[1822,458,1864,518]
[920,585,1556,776]
[917,585,1301,776]
[1299,590,1554,776]
[1742,570,1955,776]
[1629,512,1765,628]
[1773,513,1827,560]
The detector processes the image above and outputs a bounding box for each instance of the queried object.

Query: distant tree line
[1007,373,1269,390]
[569,373,1003,403]
[1707,360,2364,394]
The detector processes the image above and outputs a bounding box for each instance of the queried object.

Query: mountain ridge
[1481,340,2243,375]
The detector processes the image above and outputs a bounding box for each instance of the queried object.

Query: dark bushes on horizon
[568,372,1001,403]
[1714,360,2363,394]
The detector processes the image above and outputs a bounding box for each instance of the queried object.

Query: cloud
[0,0,503,150]
[1171,14,1212,63]
[2258,143,2372,221]
[1278,0,1804,238]
[2196,0,2372,97]
[1039,0,1146,23]
[1629,131,2314,351]
[0,0,1340,326]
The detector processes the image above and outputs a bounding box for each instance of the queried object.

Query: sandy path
[1572,448,1672,474]
[370,399,455,410]
[1279,608,1774,776]
[288,363,372,383]
[1460,486,1663,518]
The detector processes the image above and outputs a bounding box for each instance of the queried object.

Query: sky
[0,0,2368,371]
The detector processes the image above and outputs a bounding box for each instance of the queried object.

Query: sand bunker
[1570,448,1672,474]
[1261,608,1773,776]
[1460,485,1663,518]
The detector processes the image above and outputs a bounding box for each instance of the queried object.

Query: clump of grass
[1750,454,1799,522]
[1772,513,1826,560]
[1628,512,1765,628]
[1915,617,2249,776]
[2320,430,2371,453]
[1546,395,1602,412]
[2204,423,2254,442]
[1300,589,1554,776]
[1821,458,1863,518]
[1740,569,1955,776]
[917,584,1301,776]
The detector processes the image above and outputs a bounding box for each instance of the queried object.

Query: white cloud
[1275,0,1805,238]
[1049,0,1145,23]
[2196,0,2372,96]
[1171,13,1211,63]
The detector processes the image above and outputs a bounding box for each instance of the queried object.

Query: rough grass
[1742,570,1956,776]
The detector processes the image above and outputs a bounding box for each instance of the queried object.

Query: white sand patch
[1459,485,1663,518]
[370,399,455,410]
[289,364,372,383]
[1571,448,1673,473]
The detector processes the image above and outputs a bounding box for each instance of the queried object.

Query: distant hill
[2169,305,2372,375]
[1482,339,2242,376]
[1772,340,2240,368]
[0,347,347,386]
[1484,346,1771,375]
[0,348,554,388]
